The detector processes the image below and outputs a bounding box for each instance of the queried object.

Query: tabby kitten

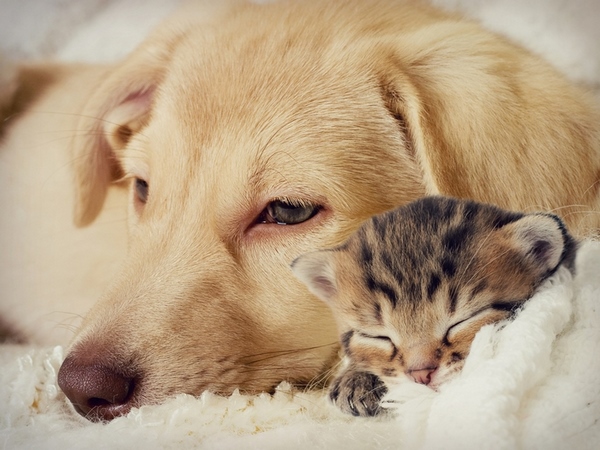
[292,196,577,417]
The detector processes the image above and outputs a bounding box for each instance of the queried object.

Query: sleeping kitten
[292,196,577,417]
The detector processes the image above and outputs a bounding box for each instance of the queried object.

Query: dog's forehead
[160,39,373,138]
[145,42,392,176]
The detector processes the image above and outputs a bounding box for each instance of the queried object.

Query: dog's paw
[329,369,388,417]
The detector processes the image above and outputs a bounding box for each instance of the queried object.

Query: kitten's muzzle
[408,367,438,385]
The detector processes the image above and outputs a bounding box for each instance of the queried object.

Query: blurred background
[0,0,598,88]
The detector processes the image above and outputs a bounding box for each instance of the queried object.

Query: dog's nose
[58,352,137,422]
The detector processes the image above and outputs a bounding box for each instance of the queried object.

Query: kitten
[292,196,577,417]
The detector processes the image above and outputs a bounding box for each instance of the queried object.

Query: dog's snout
[58,352,137,422]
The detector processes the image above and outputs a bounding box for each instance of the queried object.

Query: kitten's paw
[329,370,388,417]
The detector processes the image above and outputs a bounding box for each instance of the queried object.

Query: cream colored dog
[1,0,599,421]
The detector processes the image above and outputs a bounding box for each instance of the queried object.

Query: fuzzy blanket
[2,1,600,449]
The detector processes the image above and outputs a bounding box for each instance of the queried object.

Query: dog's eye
[259,199,320,225]
[135,178,149,204]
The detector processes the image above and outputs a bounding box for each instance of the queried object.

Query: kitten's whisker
[304,363,339,390]
[545,203,592,213]
[576,180,600,199]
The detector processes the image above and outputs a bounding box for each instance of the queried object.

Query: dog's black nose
[58,352,137,422]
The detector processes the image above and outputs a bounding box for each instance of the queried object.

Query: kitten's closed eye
[342,331,400,375]
[444,307,510,343]
[356,332,394,345]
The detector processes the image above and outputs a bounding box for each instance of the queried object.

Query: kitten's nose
[408,367,437,385]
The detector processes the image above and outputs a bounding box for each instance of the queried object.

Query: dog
[1,0,599,421]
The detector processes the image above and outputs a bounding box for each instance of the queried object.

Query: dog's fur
[1,0,600,417]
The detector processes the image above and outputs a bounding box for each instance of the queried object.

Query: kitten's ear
[291,251,338,303]
[502,213,576,275]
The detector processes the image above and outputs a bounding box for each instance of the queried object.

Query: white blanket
[1,1,600,448]
[1,241,599,449]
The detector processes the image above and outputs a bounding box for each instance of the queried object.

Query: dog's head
[57,0,600,421]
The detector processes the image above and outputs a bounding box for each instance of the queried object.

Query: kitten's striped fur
[292,196,577,416]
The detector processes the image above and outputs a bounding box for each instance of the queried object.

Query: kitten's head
[292,197,577,389]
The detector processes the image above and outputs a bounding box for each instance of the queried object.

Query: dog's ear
[378,67,441,197]
[69,1,247,227]
[70,36,177,227]
[378,22,600,219]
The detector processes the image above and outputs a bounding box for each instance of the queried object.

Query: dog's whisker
[235,366,327,375]
[240,342,338,365]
